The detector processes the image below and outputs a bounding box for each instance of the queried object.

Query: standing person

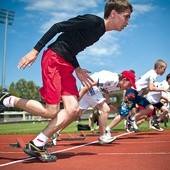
[0,0,133,162]
[126,59,168,132]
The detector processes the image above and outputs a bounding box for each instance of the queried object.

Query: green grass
[0,119,169,135]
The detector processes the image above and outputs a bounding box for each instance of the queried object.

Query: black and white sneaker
[150,121,164,132]
[51,132,60,146]
[125,123,135,133]
[125,116,138,132]
[0,89,11,113]
[24,141,57,162]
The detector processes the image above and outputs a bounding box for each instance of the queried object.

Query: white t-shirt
[85,70,120,95]
[79,70,120,109]
[159,80,170,98]
[160,80,170,109]
[136,69,158,93]
[146,80,170,104]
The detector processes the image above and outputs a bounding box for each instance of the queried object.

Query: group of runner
[0,0,169,163]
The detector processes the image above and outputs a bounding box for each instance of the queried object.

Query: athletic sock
[129,115,135,121]
[33,132,49,147]
[106,126,110,131]
[3,96,15,107]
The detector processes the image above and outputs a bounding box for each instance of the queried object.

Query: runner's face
[112,9,131,31]
[158,66,166,75]
[121,79,132,90]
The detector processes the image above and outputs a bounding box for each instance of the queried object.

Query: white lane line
[98,152,170,155]
[0,152,23,154]
[116,141,170,144]
[51,140,98,154]
[0,132,133,167]
[0,157,35,167]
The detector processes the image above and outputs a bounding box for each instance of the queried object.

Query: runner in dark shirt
[1,0,133,162]
[35,14,106,68]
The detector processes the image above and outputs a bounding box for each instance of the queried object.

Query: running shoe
[125,116,135,132]
[51,137,57,146]
[24,141,57,162]
[125,123,135,133]
[126,116,138,132]
[98,135,116,144]
[0,89,11,113]
[150,122,164,132]
[51,132,60,146]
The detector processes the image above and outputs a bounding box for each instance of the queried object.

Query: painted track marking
[0,132,133,167]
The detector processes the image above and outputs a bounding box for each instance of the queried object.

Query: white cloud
[130,4,157,27]
[88,41,120,57]
[40,12,74,33]
[133,4,156,14]
[19,0,157,68]
[20,0,98,12]
[18,0,102,33]
[78,32,121,66]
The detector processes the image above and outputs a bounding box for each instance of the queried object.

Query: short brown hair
[154,59,167,69]
[104,0,133,19]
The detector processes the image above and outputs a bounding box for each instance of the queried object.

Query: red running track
[0,130,170,170]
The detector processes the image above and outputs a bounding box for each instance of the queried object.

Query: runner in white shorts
[78,70,136,144]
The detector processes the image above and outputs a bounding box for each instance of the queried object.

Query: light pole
[0,9,15,88]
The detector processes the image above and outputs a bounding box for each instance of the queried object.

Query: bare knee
[49,111,59,118]
[100,106,110,116]
[42,110,59,119]
[44,105,60,118]
[161,106,168,114]
[96,102,110,116]
[66,105,80,119]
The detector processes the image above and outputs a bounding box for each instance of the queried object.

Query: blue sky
[0,0,170,88]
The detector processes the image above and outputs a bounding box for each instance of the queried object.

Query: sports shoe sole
[39,155,57,162]
[23,147,57,162]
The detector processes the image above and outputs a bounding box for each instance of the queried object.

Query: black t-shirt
[34,14,106,68]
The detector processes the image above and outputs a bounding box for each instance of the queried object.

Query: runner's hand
[75,67,94,87]
[17,49,39,69]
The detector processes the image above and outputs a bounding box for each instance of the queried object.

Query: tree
[8,82,20,97]
[3,79,42,111]
[9,79,41,101]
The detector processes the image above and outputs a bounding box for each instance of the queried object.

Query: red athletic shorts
[39,49,79,104]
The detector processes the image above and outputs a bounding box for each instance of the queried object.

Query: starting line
[0,132,133,168]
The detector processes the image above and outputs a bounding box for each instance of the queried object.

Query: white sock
[106,126,110,131]
[3,96,15,107]
[33,132,49,147]
[129,115,135,121]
